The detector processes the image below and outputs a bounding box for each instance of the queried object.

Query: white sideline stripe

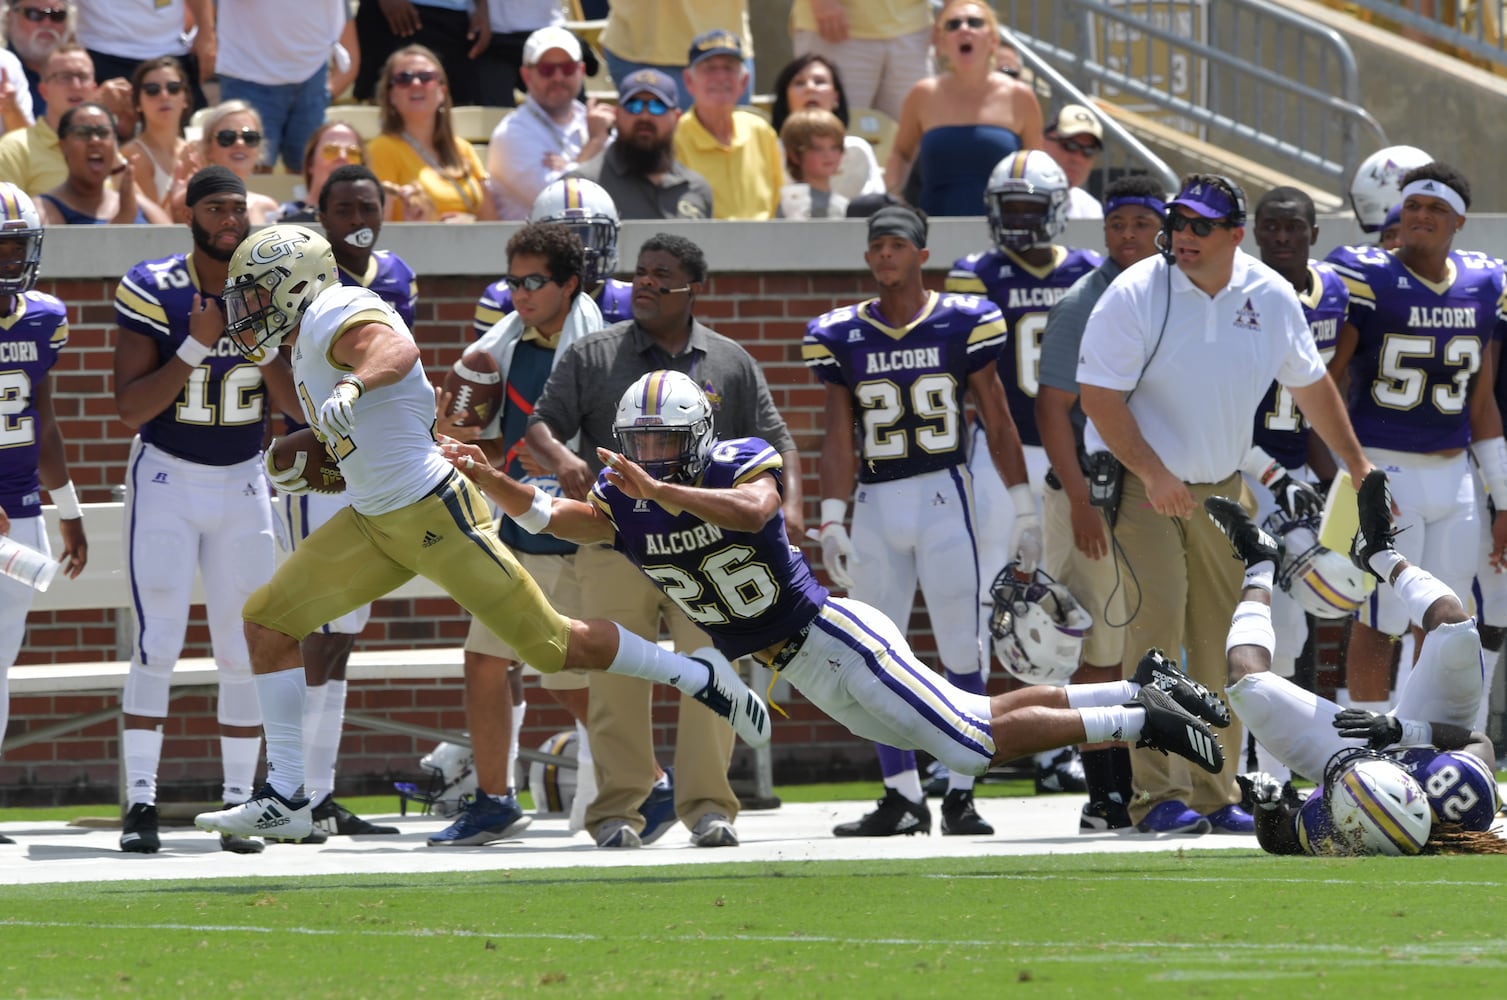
[926,872,1507,888]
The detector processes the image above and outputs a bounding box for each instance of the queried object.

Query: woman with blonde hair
[279,120,366,223]
[163,100,282,224]
[367,45,495,222]
[885,1,1042,216]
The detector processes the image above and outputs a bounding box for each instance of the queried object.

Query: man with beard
[5,0,69,119]
[487,26,615,221]
[111,166,300,856]
[573,68,713,221]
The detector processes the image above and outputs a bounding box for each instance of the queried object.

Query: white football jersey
[293,284,449,515]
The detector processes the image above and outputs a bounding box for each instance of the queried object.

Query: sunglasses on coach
[141,80,185,97]
[1167,213,1233,237]
[215,128,262,148]
[944,15,987,31]
[17,6,67,23]
[622,96,670,116]
[391,70,439,87]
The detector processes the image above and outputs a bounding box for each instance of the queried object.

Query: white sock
[948,768,976,792]
[1368,547,1406,582]
[305,679,346,804]
[1253,740,1292,784]
[1391,565,1455,629]
[254,668,308,800]
[220,735,262,804]
[1066,680,1136,709]
[1244,560,1275,593]
[123,727,164,806]
[606,624,711,694]
[506,699,526,795]
[568,721,595,833]
[883,769,924,804]
[1079,706,1142,745]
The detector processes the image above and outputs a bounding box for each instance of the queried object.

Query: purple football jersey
[590,437,828,658]
[803,290,1006,483]
[1331,246,1507,453]
[946,245,1101,446]
[341,249,417,331]
[115,253,270,466]
[1250,262,1349,469]
[473,277,632,337]
[1391,747,1501,831]
[0,292,68,518]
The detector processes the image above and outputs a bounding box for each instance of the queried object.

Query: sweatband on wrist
[819,498,847,530]
[1239,444,1281,484]
[1470,436,1507,508]
[336,374,367,397]
[175,338,212,367]
[512,485,554,534]
[50,481,81,520]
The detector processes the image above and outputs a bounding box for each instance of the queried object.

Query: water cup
[0,534,57,592]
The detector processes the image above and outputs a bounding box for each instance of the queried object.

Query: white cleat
[195,783,314,842]
[689,647,772,748]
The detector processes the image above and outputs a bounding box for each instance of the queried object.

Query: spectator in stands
[771,53,884,203]
[0,44,126,194]
[1044,104,1104,220]
[886,1,1042,216]
[573,68,713,221]
[599,1,752,109]
[777,108,848,218]
[368,45,495,223]
[788,0,932,122]
[278,121,365,223]
[476,0,561,107]
[162,100,280,224]
[6,0,70,119]
[486,26,613,221]
[0,47,34,136]
[120,57,189,210]
[214,0,347,173]
[353,0,491,106]
[74,0,213,112]
[673,30,781,220]
[35,102,166,223]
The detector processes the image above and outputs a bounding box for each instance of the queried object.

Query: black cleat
[1131,685,1225,774]
[1034,748,1088,793]
[0,833,14,844]
[120,802,160,854]
[1351,469,1400,580]
[1080,795,1133,833]
[1132,648,1231,728]
[940,788,994,835]
[1204,496,1278,568]
[219,833,265,854]
[832,788,931,837]
[313,797,399,836]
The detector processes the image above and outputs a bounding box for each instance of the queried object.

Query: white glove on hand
[264,445,311,496]
[1007,483,1042,573]
[819,521,856,590]
[318,375,364,438]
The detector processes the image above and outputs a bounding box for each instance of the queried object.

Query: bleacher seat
[327,104,383,140]
[847,107,899,171]
[448,105,511,144]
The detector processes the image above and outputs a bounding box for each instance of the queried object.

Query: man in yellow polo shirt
[672,30,781,221]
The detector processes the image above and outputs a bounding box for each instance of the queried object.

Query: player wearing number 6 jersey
[805,205,1039,836]
[1326,162,1507,720]
[112,167,302,856]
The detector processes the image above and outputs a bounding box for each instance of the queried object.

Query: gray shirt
[530,317,795,475]
[1038,259,1122,449]
[572,143,715,221]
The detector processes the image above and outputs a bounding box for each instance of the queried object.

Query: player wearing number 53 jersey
[806,206,1039,836]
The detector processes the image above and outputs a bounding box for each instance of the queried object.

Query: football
[441,349,502,430]
[269,427,346,494]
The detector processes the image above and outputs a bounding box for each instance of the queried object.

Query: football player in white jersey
[112,167,301,856]
[0,183,87,844]
[194,225,774,843]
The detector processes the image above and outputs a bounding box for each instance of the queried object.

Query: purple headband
[1104,195,1166,217]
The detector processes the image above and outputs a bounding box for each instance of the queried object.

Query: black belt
[766,620,812,671]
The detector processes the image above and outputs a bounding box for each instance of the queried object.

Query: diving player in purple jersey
[442,369,1233,814]
[473,178,632,337]
[947,149,1102,795]
[111,167,301,856]
[0,183,87,845]
[1326,162,1507,723]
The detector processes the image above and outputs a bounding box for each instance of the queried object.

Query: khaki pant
[1114,471,1251,823]
[575,544,737,837]
[1042,480,1127,669]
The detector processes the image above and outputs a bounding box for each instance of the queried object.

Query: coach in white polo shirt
[1076,173,1371,835]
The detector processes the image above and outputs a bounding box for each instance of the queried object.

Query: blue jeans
[601,48,753,111]
[220,66,330,172]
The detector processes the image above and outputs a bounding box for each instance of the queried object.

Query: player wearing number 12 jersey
[806,206,1040,836]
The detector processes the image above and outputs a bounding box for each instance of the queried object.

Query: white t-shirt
[216,0,346,85]
[74,0,191,60]
[487,96,590,220]
[0,49,33,132]
[1076,249,1324,484]
[492,0,561,32]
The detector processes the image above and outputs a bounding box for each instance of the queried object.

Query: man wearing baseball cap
[599,3,753,109]
[1044,104,1105,220]
[573,67,714,220]
[486,26,615,219]
[1075,172,1373,836]
[673,29,782,219]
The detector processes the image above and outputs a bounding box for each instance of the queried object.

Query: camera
[1085,451,1123,511]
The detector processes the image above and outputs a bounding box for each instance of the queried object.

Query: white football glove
[318,375,364,438]
[1007,483,1042,573]
[264,444,311,496]
[819,521,856,590]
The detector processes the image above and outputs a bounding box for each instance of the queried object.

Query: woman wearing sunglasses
[120,57,191,209]
[36,102,168,224]
[278,121,366,223]
[771,53,883,203]
[163,100,282,224]
[368,45,496,223]
[886,0,1043,216]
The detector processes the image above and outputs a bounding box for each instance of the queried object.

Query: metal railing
[1001,0,1389,198]
[1338,0,1507,67]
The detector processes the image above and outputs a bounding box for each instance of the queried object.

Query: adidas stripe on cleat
[120,801,160,854]
[1131,685,1225,774]
[194,784,313,842]
[689,648,771,748]
[1132,647,1231,728]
